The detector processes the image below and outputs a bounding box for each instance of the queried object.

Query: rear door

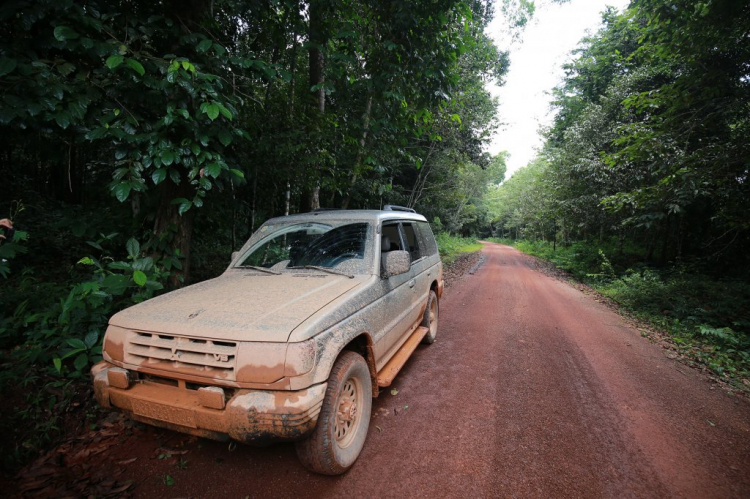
[401,221,429,319]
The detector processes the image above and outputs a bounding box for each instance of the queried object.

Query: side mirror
[231,251,239,263]
[382,250,410,278]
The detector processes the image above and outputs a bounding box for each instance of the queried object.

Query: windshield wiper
[289,265,354,279]
[237,265,281,275]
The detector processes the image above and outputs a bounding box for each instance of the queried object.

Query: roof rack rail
[312,208,342,212]
[383,204,416,213]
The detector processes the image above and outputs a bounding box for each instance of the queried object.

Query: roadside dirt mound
[443,250,482,288]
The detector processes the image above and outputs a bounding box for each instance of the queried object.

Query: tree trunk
[342,93,373,209]
[249,165,257,234]
[660,215,671,264]
[307,0,326,211]
[153,180,196,286]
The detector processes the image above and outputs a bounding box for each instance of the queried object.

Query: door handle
[409,279,416,288]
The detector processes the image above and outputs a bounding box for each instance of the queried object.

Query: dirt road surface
[23,242,750,497]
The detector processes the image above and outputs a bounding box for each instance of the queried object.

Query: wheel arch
[341,333,379,398]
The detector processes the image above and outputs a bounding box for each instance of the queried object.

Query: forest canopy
[489,0,750,270]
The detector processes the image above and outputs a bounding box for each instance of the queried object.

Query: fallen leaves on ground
[14,413,135,498]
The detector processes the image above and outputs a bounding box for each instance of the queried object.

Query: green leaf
[205,104,220,121]
[145,280,164,291]
[217,103,233,121]
[218,130,232,146]
[54,26,79,41]
[108,261,132,271]
[78,257,95,265]
[152,168,167,185]
[53,358,62,373]
[132,256,154,272]
[126,58,145,76]
[113,182,131,202]
[57,62,75,76]
[106,55,124,69]
[204,163,221,178]
[67,338,87,350]
[101,274,129,295]
[164,475,175,486]
[177,200,192,215]
[74,353,89,371]
[84,331,99,349]
[196,39,213,53]
[133,270,147,286]
[230,169,245,179]
[126,238,140,258]
[161,150,175,166]
[55,111,71,129]
[0,58,17,76]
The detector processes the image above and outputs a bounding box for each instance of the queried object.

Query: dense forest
[0,0,508,469]
[489,1,750,382]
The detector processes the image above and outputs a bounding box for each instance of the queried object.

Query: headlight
[284,338,317,377]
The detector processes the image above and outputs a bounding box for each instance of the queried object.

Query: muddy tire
[421,290,439,344]
[295,351,372,475]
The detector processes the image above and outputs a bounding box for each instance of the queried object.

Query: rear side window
[402,223,421,262]
[416,222,438,257]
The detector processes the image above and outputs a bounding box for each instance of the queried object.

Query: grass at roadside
[436,233,482,264]
[489,238,750,384]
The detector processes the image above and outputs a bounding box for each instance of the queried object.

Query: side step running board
[376,326,429,387]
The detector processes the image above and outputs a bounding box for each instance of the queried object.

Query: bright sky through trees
[487,0,630,178]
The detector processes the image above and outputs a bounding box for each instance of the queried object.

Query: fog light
[198,387,225,410]
[107,367,132,389]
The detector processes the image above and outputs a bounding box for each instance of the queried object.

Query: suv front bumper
[92,361,326,445]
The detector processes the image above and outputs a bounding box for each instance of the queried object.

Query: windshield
[236,221,373,275]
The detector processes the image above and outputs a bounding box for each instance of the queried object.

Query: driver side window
[381,223,402,252]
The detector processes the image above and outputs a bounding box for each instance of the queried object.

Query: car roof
[264,209,428,225]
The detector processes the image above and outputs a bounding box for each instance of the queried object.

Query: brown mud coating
[12,243,750,498]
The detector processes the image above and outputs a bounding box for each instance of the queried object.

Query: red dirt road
[38,243,750,497]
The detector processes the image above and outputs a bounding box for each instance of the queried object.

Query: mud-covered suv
[91,206,443,474]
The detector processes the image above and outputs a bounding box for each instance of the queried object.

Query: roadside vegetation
[436,233,482,265]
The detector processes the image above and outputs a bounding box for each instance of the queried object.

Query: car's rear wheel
[421,290,439,344]
[295,351,372,475]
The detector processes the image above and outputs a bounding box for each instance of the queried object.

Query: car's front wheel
[295,351,372,475]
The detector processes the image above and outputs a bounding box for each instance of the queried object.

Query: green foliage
[0,232,174,469]
[436,233,482,264]
[496,0,750,271]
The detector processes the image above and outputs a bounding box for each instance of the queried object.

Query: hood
[109,271,366,342]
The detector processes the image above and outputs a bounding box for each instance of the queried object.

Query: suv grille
[125,332,237,379]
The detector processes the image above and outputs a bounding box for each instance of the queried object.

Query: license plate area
[132,399,197,428]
